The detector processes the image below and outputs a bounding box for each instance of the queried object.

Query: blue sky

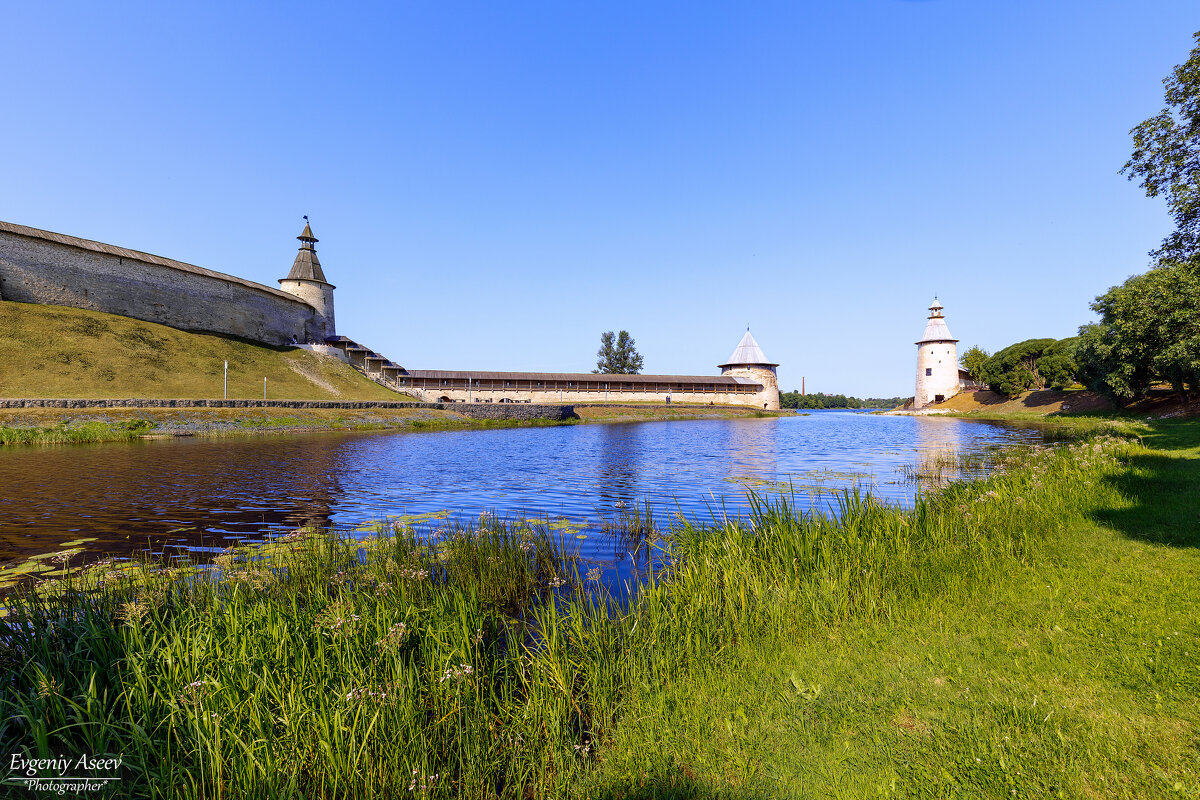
[2,1,1195,396]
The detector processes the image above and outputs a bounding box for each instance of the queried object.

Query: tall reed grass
[0,419,155,446]
[0,431,1134,797]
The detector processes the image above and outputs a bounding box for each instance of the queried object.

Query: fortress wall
[0,228,318,345]
[404,385,774,408]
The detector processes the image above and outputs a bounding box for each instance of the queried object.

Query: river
[0,411,1045,577]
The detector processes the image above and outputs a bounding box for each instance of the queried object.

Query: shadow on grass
[1022,391,1065,408]
[1091,419,1200,548]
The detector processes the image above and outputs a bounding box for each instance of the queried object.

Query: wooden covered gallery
[394,370,765,404]
[322,331,780,409]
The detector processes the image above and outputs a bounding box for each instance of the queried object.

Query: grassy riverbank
[591,419,1200,798]
[572,404,786,423]
[0,407,572,446]
[2,419,1197,797]
[0,301,408,401]
[0,404,785,447]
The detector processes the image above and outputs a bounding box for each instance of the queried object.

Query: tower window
[925,368,932,376]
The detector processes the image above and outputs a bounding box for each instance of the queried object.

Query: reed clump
[636,437,1129,655]
[0,431,1140,797]
[0,520,625,798]
[0,419,155,446]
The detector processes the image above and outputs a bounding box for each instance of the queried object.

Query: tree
[1076,264,1200,402]
[977,338,1078,397]
[593,330,644,374]
[1078,34,1200,404]
[1037,338,1080,391]
[1122,31,1200,267]
[959,346,990,382]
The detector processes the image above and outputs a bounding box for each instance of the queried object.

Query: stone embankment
[0,399,576,421]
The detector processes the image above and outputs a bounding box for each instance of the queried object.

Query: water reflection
[0,414,1045,571]
[595,423,642,507]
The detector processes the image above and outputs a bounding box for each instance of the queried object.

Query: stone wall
[718,365,780,410]
[0,398,577,421]
[298,343,348,361]
[0,224,319,345]
[401,385,774,409]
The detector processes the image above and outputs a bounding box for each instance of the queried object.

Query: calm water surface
[0,412,1045,571]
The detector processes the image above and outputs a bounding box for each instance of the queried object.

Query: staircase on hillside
[318,336,423,398]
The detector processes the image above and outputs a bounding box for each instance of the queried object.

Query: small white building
[914,298,960,409]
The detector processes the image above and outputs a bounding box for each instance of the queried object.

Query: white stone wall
[298,343,348,361]
[401,384,773,408]
[719,365,780,410]
[0,230,320,345]
[914,340,959,408]
[279,279,335,340]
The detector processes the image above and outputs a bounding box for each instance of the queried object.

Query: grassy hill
[935,388,1200,419]
[0,301,409,401]
[935,388,1113,415]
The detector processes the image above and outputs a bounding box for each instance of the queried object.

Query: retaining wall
[0,398,576,421]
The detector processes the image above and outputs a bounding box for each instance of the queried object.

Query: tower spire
[287,219,326,282]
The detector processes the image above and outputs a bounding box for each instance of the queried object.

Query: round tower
[914,297,959,409]
[278,221,336,342]
[718,329,780,410]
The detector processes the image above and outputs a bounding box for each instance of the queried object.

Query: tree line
[959,31,1200,405]
[780,392,906,410]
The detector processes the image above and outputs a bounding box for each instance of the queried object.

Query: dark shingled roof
[402,370,760,386]
[285,221,329,283]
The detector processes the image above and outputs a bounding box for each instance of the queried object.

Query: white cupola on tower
[718,328,780,410]
[913,297,960,409]
[278,220,336,342]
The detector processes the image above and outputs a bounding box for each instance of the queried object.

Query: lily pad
[4,561,55,575]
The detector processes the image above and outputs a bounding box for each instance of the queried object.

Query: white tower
[279,222,336,342]
[914,298,960,409]
[718,329,780,410]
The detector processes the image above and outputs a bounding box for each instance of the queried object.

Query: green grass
[0,301,409,400]
[1,419,1197,797]
[0,407,579,447]
[0,521,619,798]
[588,421,1200,799]
[0,418,157,445]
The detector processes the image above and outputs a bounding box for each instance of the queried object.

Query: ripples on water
[0,412,1045,575]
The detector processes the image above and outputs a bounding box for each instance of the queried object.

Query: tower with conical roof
[278,221,336,341]
[718,329,780,410]
[914,297,959,408]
